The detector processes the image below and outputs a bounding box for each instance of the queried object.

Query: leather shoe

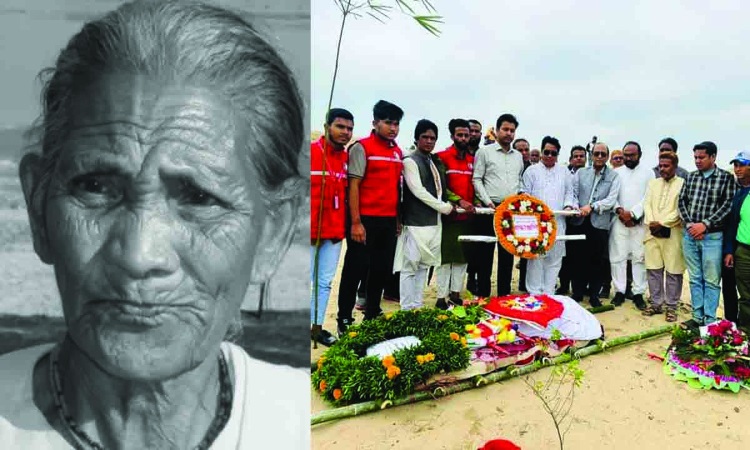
[611,292,625,306]
[632,294,646,310]
[312,328,338,347]
[589,297,602,308]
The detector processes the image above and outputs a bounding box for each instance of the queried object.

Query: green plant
[522,359,585,450]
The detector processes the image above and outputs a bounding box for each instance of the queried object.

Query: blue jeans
[683,232,723,324]
[310,240,342,325]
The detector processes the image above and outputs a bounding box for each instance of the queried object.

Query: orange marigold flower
[461,337,468,347]
[416,355,425,364]
[348,331,358,338]
[319,380,327,392]
[317,357,326,370]
[450,332,460,341]
[425,353,435,362]
[332,388,343,400]
[382,355,396,367]
[386,365,401,379]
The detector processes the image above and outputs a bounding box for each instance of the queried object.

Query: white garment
[400,267,430,310]
[436,263,468,298]
[522,163,576,294]
[516,295,603,340]
[0,342,310,449]
[608,163,652,295]
[526,243,565,294]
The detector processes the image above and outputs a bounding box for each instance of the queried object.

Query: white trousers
[526,242,565,295]
[609,221,647,294]
[400,267,429,310]
[436,263,467,298]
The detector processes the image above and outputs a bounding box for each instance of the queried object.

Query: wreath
[663,320,750,392]
[494,193,556,259]
[312,308,473,405]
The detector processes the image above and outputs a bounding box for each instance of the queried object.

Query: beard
[454,141,469,152]
[625,160,639,169]
[468,137,480,148]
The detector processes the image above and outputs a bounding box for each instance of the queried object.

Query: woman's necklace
[48,345,233,450]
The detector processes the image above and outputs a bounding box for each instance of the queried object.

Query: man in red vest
[337,100,404,335]
[435,119,476,308]
[311,108,354,346]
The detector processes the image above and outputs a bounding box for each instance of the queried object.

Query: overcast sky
[312,0,750,170]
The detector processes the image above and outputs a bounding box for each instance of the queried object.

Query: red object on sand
[483,294,564,328]
[478,438,522,450]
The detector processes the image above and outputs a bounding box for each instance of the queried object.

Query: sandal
[665,309,678,323]
[641,305,663,316]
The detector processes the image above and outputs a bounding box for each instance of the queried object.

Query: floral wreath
[664,320,750,392]
[494,193,557,259]
[312,308,473,405]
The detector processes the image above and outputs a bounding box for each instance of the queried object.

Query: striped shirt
[678,167,736,231]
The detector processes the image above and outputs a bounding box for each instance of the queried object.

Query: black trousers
[518,258,527,291]
[337,216,398,322]
[722,264,738,322]
[469,214,513,297]
[569,217,609,298]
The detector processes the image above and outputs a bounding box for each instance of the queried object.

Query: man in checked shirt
[678,141,736,327]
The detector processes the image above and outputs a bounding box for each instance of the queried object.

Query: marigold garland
[312,308,474,405]
[494,193,557,259]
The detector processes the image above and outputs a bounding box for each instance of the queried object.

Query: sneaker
[611,292,625,306]
[589,296,602,308]
[435,298,449,310]
[681,318,700,330]
[312,328,338,347]
[632,294,646,310]
[337,318,353,337]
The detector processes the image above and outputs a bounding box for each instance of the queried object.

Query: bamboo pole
[311,324,674,425]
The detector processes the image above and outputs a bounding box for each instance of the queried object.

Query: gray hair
[27,0,304,212]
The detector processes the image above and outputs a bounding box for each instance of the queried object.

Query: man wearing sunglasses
[609,141,653,309]
[568,143,621,307]
[609,149,624,168]
[651,137,689,179]
[521,136,577,294]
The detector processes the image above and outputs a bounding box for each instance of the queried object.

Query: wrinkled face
[417,129,437,153]
[658,158,677,180]
[29,74,282,381]
[591,144,608,170]
[496,121,516,147]
[530,149,541,163]
[541,143,559,168]
[570,150,586,168]
[452,126,470,151]
[623,144,640,169]
[373,118,399,141]
[693,149,716,171]
[325,117,354,147]
[468,123,482,147]
[734,161,750,184]
[514,140,530,161]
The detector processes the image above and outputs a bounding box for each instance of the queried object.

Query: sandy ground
[311,245,749,450]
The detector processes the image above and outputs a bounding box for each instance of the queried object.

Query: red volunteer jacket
[310,136,348,241]
[437,145,474,221]
[358,132,403,217]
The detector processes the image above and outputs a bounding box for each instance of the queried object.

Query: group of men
[310,99,750,346]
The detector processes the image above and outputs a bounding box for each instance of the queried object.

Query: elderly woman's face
[31,74,272,380]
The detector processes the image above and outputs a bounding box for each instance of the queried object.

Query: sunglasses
[612,156,623,161]
[543,150,558,157]
[592,152,608,157]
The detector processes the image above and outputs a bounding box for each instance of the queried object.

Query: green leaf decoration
[686,378,704,389]
[451,306,467,318]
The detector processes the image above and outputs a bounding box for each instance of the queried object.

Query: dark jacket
[402,151,448,226]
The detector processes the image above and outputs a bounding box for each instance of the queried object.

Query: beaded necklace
[48,346,233,450]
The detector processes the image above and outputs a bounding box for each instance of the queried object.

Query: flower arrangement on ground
[664,320,750,392]
[313,308,474,405]
[494,193,556,259]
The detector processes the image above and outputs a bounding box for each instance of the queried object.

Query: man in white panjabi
[394,120,454,309]
[609,141,654,310]
[521,136,577,294]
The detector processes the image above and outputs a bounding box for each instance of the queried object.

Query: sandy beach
[311,246,749,450]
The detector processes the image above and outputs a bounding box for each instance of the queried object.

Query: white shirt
[614,163,653,220]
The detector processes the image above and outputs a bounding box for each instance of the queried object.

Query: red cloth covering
[483,294,564,328]
[478,439,522,450]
